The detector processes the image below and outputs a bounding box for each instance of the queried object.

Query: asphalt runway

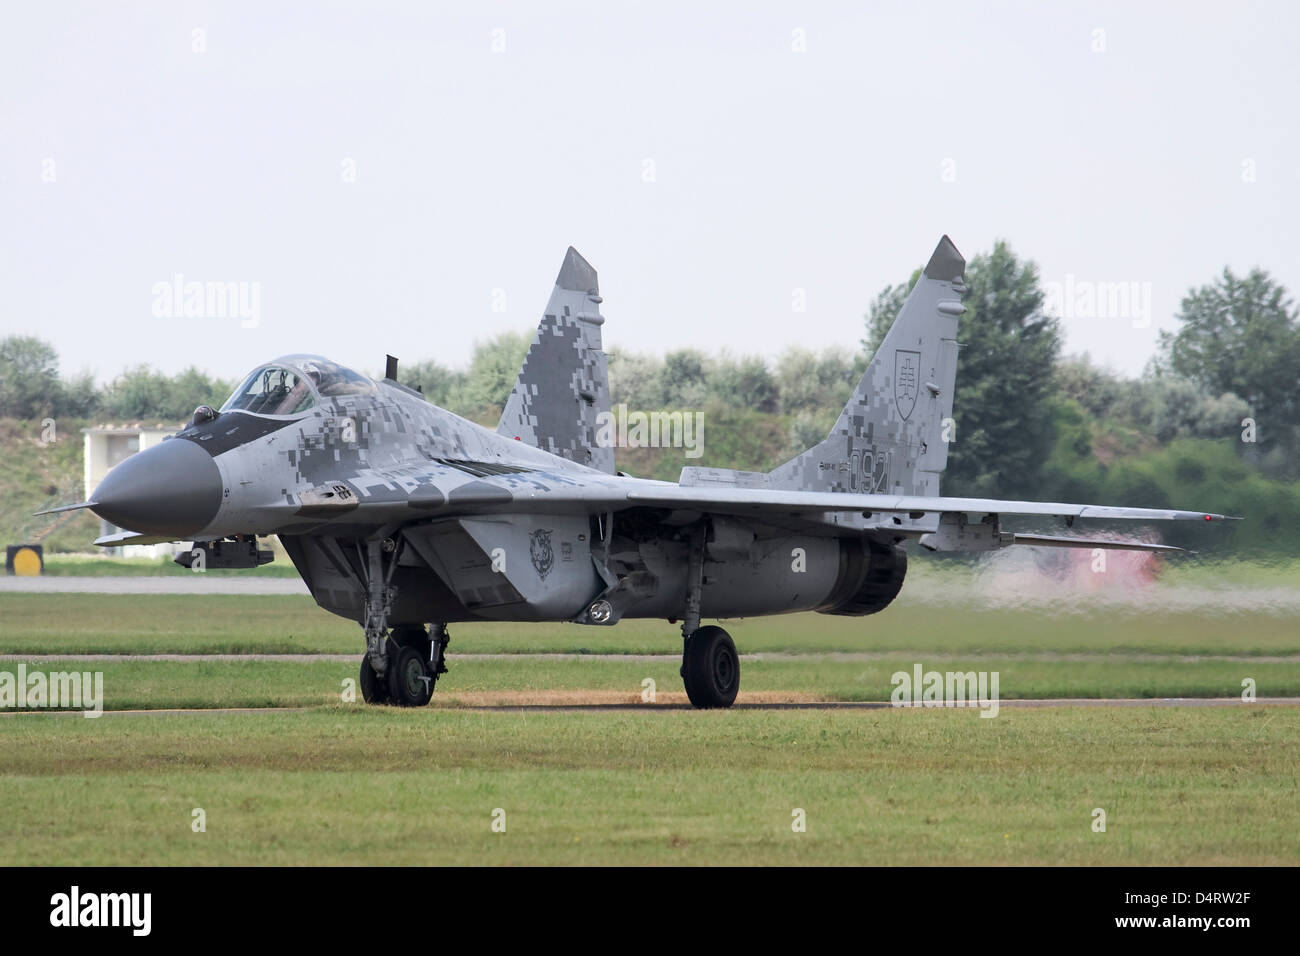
[467,697,1300,712]
[4,651,1298,663]
[5,575,1300,614]
[0,576,307,594]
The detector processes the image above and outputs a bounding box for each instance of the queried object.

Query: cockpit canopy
[220,355,376,416]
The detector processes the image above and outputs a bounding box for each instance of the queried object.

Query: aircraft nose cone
[91,439,223,537]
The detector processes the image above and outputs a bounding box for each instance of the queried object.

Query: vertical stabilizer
[497,247,615,473]
[766,236,966,496]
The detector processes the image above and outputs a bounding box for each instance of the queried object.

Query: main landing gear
[360,624,449,707]
[678,523,739,708]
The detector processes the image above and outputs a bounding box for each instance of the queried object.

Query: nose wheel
[360,624,448,707]
[359,654,389,704]
[388,644,434,707]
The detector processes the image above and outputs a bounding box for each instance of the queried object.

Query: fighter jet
[40,238,1233,708]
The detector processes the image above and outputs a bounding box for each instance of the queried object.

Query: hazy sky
[3,0,1296,388]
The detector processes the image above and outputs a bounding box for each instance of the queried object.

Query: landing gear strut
[678,522,739,708]
[358,536,401,679]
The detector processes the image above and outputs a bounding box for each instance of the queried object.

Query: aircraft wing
[457,477,1231,553]
[614,486,1232,523]
[290,469,1233,526]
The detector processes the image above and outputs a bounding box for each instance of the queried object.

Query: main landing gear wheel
[681,625,739,709]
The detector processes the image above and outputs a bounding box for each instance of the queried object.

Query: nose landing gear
[360,624,449,707]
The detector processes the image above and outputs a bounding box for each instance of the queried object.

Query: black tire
[387,644,434,707]
[359,655,389,705]
[681,625,739,709]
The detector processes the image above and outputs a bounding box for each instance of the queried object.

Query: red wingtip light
[1204,514,1212,521]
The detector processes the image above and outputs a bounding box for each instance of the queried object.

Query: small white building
[83,424,184,558]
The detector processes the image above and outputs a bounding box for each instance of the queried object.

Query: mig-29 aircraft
[40,237,1233,708]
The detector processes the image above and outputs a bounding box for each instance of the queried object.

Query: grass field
[1,576,1298,865]
[1,708,1296,865]
[3,592,1298,656]
[0,657,1297,711]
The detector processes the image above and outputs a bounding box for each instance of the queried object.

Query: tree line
[3,242,1296,550]
[0,338,238,423]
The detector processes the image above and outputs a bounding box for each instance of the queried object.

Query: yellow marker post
[6,545,44,576]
